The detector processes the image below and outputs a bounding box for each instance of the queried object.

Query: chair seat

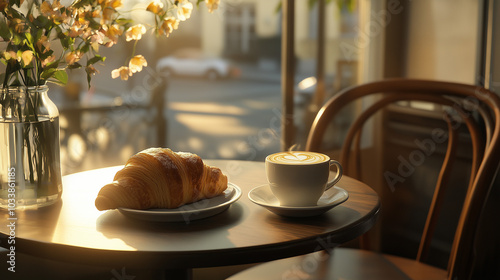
[228,248,447,280]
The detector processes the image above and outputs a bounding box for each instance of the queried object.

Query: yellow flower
[128,55,147,74]
[159,17,179,37]
[42,55,56,67]
[108,0,122,9]
[68,25,84,38]
[101,8,114,24]
[3,51,18,61]
[76,13,90,27]
[91,5,102,18]
[52,0,63,10]
[111,66,131,80]
[176,0,193,21]
[65,51,82,65]
[146,0,164,15]
[100,0,122,23]
[81,27,93,40]
[40,1,53,15]
[205,0,219,13]
[21,50,33,66]
[125,24,146,41]
[0,0,207,87]
[40,0,65,21]
[102,24,123,45]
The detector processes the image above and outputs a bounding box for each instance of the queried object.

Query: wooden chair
[229,79,500,280]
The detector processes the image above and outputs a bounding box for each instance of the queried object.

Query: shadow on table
[262,205,367,247]
[95,202,245,252]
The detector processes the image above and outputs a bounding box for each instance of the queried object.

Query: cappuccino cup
[265,151,343,207]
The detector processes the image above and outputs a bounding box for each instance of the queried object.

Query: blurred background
[52,0,488,177]
[51,0,363,175]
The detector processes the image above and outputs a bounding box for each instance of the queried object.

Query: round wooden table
[0,160,379,279]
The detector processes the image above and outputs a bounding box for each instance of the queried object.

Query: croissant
[95,148,228,211]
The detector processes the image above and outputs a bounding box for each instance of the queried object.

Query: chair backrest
[305,78,500,280]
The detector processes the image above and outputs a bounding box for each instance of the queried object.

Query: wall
[200,0,281,57]
[405,0,479,83]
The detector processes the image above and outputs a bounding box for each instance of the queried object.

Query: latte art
[267,152,329,164]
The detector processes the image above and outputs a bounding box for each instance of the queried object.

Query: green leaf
[40,69,53,80]
[87,17,102,30]
[115,18,133,26]
[9,0,21,7]
[24,32,35,50]
[80,43,90,54]
[86,71,92,89]
[43,59,59,70]
[59,35,75,50]
[24,32,33,43]
[32,15,50,30]
[40,68,56,80]
[67,62,83,69]
[37,49,54,61]
[0,20,12,40]
[87,55,105,66]
[35,28,43,42]
[12,34,22,46]
[52,70,68,85]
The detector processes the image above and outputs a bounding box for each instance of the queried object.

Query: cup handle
[325,160,343,191]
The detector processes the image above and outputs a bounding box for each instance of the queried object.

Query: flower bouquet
[0,0,219,209]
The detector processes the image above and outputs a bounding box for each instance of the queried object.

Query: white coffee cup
[265,151,343,207]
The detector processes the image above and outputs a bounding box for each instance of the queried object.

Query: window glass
[30,0,361,173]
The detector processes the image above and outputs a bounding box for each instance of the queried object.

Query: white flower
[205,0,219,13]
[129,55,147,73]
[125,24,147,41]
[176,0,193,21]
[111,66,131,80]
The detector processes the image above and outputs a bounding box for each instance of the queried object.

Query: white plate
[248,184,349,217]
[118,183,242,223]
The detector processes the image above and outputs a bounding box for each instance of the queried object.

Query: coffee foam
[267,151,329,164]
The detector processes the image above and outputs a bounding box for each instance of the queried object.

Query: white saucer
[248,184,349,217]
[118,183,241,223]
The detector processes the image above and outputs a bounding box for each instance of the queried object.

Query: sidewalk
[237,61,314,84]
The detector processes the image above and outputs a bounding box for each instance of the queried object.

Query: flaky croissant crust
[95,148,228,210]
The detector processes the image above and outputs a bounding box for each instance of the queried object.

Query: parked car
[156,48,240,80]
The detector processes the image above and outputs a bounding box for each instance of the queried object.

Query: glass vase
[0,85,62,210]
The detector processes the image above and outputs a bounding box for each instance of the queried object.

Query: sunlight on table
[50,166,136,251]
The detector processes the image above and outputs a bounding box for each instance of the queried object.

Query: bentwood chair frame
[305,78,500,279]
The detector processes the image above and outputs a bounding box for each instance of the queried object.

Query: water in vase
[0,117,62,210]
